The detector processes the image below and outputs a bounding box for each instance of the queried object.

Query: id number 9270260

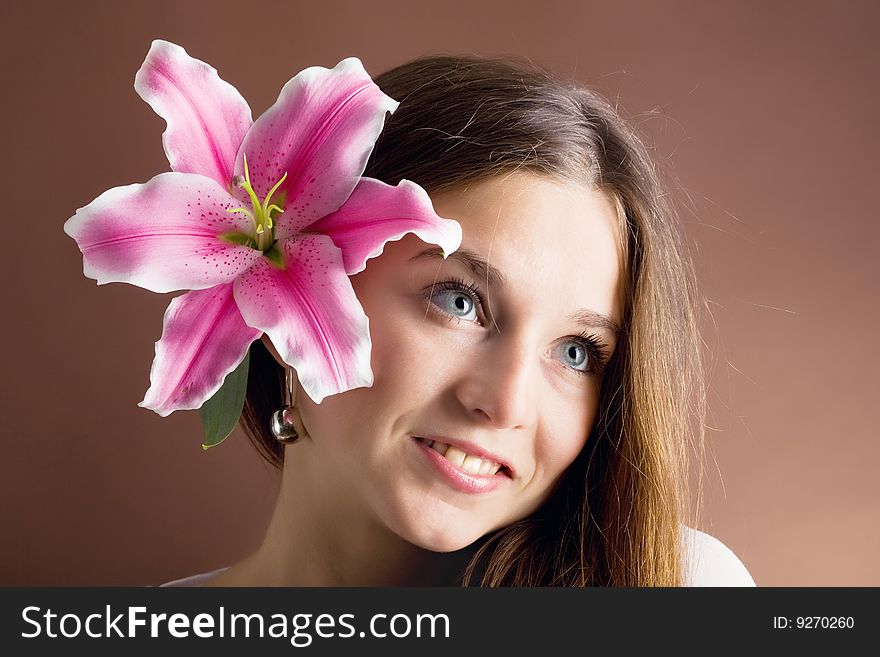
[772,616,855,630]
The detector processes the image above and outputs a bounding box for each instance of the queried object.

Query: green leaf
[199,351,250,450]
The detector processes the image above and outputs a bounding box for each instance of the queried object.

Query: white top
[160,525,755,587]
[679,525,756,586]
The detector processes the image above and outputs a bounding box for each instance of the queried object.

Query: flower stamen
[230,154,288,252]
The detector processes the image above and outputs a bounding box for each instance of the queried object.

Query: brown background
[2,0,876,586]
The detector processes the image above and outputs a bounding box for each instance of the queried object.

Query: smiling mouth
[413,437,511,477]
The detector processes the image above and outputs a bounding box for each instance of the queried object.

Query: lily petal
[140,284,262,416]
[233,234,373,404]
[234,57,398,233]
[64,172,262,293]
[135,39,252,188]
[306,177,463,274]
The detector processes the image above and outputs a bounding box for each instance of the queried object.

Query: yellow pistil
[228,154,288,252]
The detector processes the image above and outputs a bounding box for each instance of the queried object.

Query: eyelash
[425,277,611,377]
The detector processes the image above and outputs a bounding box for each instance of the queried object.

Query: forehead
[427,172,625,327]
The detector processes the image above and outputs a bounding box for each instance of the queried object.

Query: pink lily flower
[64,40,461,416]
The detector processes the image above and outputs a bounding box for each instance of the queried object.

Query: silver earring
[270,367,301,443]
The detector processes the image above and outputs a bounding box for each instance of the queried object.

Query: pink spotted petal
[64,172,262,293]
[234,57,398,233]
[305,177,463,274]
[135,40,253,188]
[233,235,372,404]
[140,284,262,416]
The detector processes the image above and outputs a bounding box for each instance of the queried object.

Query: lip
[411,436,513,495]
[416,435,516,478]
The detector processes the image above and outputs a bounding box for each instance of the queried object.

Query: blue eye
[431,288,478,322]
[553,332,610,377]
[556,341,589,371]
[425,279,610,377]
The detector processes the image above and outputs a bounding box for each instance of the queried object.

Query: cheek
[535,396,597,479]
[368,312,449,401]
[362,280,459,398]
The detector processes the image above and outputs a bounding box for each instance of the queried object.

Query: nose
[454,331,538,430]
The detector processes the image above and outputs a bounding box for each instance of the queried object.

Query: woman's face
[293,171,624,552]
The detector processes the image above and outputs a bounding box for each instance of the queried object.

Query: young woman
[160,55,755,587]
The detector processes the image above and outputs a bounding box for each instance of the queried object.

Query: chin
[381,497,494,553]
[407,528,481,553]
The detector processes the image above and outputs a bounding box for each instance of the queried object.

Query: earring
[270,367,301,443]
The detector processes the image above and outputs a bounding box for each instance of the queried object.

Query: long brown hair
[240,55,704,586]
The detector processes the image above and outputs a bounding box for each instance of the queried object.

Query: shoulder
[159,567,230,587]
[680,525,756,587]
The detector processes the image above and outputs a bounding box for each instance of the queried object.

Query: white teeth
[444,446,467,467]
[418,437,504,476]
[461,455,483,475]
[429,441,449,456]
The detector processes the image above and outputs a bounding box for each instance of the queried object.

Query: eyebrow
[411,247,621,335]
